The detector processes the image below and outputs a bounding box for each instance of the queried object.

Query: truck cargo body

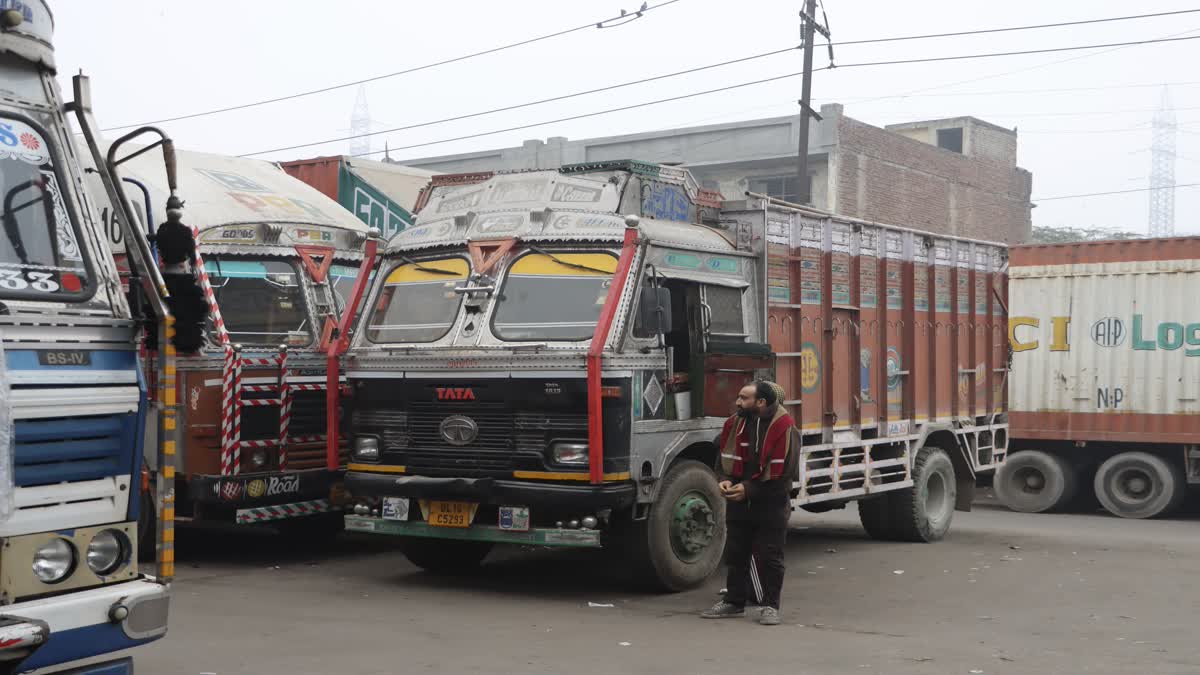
[1000,238,1200,518]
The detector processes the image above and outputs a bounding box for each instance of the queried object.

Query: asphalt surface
[114,498,1199,675]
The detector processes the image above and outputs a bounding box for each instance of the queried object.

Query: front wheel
[890,446,957,542]
[628,460,726,592]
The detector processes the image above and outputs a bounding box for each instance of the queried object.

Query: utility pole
[796,0,829,205]
[1148,86,1176,237]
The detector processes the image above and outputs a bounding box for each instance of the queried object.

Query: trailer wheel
[857,495,895,540]
[994,450,1078,513]
[1093,452,1185,519]
[890,446,957,542]
[402,538,493,573]
[628,459,726,592]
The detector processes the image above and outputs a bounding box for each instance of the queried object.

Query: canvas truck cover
[279,156,435,241]
[1009,237,1200,444]
[90,146,370,258]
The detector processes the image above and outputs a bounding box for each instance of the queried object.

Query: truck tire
[629,459,726,592]
[401,538,493,573]
[994,450,1078,513]
[1093,452,1186,519]
[889,446,957,542]
[857,494,896,540]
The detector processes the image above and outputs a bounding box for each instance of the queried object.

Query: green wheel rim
[669,489,717,562]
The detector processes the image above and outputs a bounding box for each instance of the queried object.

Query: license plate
[424,500,476,528]
[37,350,91,366]
[498,506,530,531]
[382,497,409,521]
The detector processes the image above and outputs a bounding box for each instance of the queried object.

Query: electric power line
[247,32,1200,160]
[106,7,1200,134]
[99,0,684,132]
[830,9,1200,47]
[1034,183,1200,202]
[240,45,800,157]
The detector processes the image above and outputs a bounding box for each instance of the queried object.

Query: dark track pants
[723,514,787,610]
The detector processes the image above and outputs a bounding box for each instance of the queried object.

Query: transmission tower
[1148,87,1176,238]
[350,85,372,157]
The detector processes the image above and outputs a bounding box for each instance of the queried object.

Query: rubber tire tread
[857,495,896,540]
[628,459,727,592]
[994,450,1078,513]
[1093,451,1186,519]
[889,446,957,543]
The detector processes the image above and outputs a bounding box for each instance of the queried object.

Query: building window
[748,174,811,204]
[936,127,964,154]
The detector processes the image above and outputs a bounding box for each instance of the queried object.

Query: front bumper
[190,468,341,510]
[344,471,636,511]
[4,578,168,673]
[345,514,602,548]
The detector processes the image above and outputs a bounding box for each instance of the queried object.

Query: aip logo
[1091,317,1125,347]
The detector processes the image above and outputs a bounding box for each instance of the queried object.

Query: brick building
[397,104,1033,244]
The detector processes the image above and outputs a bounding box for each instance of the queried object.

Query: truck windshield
[204,257,311,347]
[0,116,91,301]
[492,251,617,341]
[367,257,469,343]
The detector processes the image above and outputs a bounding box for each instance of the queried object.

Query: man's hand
[722,482,746,502]
[718,480,733,493]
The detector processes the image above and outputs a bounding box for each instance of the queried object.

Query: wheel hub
[670,491,716,562]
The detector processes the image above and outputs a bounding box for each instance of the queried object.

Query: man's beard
[736,407,756,418]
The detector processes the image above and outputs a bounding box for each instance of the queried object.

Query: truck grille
[13,414,132,487]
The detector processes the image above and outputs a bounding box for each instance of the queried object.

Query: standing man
[701,381,797,625]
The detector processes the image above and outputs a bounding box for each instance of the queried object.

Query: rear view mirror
[634,287,672,338]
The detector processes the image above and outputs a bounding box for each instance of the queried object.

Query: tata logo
[1091,317,1126,347]
[439,415,479,446]
[436,387,476,401]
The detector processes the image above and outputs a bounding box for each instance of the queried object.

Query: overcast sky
[51,0,1200,235]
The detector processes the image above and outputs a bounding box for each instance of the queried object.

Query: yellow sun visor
[510,253,617,277]
[384,258,470,283]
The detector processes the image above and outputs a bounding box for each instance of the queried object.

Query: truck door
[691,283,773,418]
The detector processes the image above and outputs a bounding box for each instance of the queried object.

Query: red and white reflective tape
[190,225,229,346]
[277,348,291,471]
[235,498,338,524]
[239,356,279,367]
[240,398,283,408]
[219,345,235,476]
[235,438,281,450]
[241,384,280,394]
[230,348,244,475]
[289,383,327,392]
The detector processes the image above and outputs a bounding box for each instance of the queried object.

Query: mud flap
[956,472,975,512]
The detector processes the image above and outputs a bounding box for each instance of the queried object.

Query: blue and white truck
[0,1,178,672]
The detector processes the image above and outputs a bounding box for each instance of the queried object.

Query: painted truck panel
[757,207,1008,438]
[1009,238,1200,444]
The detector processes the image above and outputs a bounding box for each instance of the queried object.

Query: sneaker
[759,607,781,625]
[700,601,745,619]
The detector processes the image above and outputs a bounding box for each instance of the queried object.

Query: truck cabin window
[0,117,91,300]
[205,258,310,347]
[492,251,617,341]
[367,257,469,343]
[704,285,746,337]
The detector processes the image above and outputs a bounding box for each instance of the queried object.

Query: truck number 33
[0,270,61,292]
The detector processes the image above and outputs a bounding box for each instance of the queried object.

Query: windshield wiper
[528,245,613,276]
[399,255,461,276]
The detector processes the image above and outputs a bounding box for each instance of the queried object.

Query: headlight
[33,539,76,584]
[86,529,128,576]
[551,442,588,465]
[251,449,268,468]
[355,436,380,461]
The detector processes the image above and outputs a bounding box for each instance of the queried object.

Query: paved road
[121,502,1198,675]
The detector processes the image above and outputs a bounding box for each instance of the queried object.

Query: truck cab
[0,3,169,672]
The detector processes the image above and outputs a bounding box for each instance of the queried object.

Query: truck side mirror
[634,286,672,338]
